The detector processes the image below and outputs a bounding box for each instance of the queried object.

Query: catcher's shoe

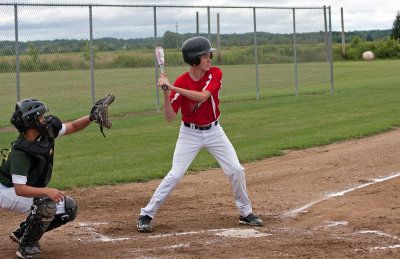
[137,215,152,233]
[10,225,25,244]
[10,224,41,249]
[239,213,264,227]
[16,244,41,259]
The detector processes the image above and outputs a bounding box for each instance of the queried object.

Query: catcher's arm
[89,93,115,137]
[64,116,91,135]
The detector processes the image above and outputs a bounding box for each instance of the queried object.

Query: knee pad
[31,196,57,220]
[46,196,78,232]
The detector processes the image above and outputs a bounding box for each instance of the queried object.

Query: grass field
[0,60,331,126]
[0,59,399,189]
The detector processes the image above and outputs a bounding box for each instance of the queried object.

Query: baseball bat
[155,46,168,91]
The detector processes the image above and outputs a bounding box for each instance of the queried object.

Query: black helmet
[10,98,50,136]
[182,36,216,66]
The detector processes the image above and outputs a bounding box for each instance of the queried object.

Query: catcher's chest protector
[13,136,55,187]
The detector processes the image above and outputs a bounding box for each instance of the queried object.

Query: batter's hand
[158,73,170,91]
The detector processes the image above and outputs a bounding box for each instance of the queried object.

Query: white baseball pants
[141,122,253,218]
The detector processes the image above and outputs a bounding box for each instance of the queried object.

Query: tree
[27,42,38,63]
[82,40,98,61]
[350,36,363,48]
[366,34,374,42]
[390,11,400,40]
[162,31,180,49]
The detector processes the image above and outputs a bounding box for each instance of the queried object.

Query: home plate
[216,228,272,238]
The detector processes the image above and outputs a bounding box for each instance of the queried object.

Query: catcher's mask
[182,36,216,66]
[11,98,50,137]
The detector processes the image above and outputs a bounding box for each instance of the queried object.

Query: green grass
[0,61,331,127]
[1,59,399,189]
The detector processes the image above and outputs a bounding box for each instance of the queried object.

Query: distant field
[1,59,399,189]
[0,60,332,127]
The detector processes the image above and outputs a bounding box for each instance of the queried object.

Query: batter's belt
[183,121,218,130]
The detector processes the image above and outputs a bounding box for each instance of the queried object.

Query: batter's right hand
[158,73,170,90]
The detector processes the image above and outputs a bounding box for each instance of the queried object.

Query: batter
[137,36,263,232]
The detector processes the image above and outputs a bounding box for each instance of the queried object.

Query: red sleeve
[169,76,183,114]
[204,67,222,94]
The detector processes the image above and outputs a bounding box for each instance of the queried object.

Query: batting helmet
[182,36,216,66]
[10,98,50,136]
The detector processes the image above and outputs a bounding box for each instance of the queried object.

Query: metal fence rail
[0,3,333,127]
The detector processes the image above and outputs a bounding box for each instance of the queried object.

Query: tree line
[0,29,392,56]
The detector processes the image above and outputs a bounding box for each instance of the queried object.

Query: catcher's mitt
[89,93,115,137]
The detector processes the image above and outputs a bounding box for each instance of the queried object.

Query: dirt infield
[1,128,400,258]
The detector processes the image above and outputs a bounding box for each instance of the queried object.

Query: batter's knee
[225,165,245,181]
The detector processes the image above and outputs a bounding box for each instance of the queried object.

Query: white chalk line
[79,223,270,244]
[353,230,400,252]
[77,172,400,253]
[284,172,400,217]
[78,222,131,243]
[357,230,400,241]
[128,228,270,255]
[147,228,228,239]
[148,227,271,239]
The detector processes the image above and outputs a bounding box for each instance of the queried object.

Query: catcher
[0,94,114,259]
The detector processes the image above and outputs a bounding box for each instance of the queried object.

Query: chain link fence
[0,3,333,127]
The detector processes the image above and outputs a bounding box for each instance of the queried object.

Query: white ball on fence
[362,51,374,61]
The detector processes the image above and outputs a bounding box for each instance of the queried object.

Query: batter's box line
[77,222,131,243]
[283,172,400,217]
[353,230,400,252]
[147,228,272,239]
[147,228,228,239]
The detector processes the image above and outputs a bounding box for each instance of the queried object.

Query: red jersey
[170,67,222,126]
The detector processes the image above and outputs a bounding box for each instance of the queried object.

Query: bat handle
[161,84,168,91]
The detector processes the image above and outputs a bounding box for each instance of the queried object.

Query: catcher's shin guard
[46,196,78,232]
[17,196,56,258]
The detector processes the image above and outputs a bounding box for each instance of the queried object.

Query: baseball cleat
[16,244,41,259]
[137,215,153,233]
[10,223,26,244]
[239,213,264,227]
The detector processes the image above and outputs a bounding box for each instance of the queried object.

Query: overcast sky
[1,0,399,40]
[13,0,397,31]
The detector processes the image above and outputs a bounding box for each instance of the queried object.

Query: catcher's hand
[89,93,115,137]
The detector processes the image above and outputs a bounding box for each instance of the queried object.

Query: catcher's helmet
[182,36,216,66]
[10,98,50,136]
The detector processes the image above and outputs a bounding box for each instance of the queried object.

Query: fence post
[217,13,221,65]
[196,11,199,36]
[324,6,329,62]
[292,8,298,97]
[253,8,259,100]
[14,4,20,101]
[89,5,95,105]
[154,6,160,112]
[207,7,211,40]
[329,6,334,93]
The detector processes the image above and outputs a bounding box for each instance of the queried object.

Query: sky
[1,0,399,41]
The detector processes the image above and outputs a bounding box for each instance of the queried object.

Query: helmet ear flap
[10,106,26,133]
[186,56,201,66]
